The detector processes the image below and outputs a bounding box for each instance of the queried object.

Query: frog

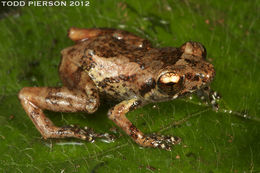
[18,27,217,150]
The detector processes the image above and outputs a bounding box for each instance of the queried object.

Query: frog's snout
[206,63,215,83]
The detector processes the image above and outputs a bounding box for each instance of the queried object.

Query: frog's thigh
[18,87,99,139]
[68,27,151,48]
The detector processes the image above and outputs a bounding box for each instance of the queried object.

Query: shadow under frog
[18,27,216,150]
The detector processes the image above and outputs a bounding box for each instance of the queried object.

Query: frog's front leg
[108,99,181,150]
[68,27,151,48]
[197,86,221,111]
[18,87,112,142]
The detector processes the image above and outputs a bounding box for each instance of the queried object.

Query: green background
[0,0,259,172]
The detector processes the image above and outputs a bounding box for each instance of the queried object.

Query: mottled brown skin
[19,27,216,150]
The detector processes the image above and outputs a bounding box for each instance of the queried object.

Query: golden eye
[157,72,183,95]
[159,73,180,84]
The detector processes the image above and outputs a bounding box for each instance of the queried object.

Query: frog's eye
[181,42,207,59]
[157,72,183,94]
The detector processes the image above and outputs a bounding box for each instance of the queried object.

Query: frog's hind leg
[18,87,112,142]
[68,27,151,48]
[68,27,99,42]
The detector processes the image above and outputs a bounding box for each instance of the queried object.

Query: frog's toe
[148,134,181,151]
[82,126,116,143]
[97,133,116,143]
[65,125,96,142]
[163,135,182,145]
[210,91,221,111]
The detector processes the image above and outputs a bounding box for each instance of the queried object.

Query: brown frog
[18,27,217,150]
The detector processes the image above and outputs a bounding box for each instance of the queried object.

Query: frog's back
[59,35,146,85]
[59,35,181,101]
[60,35,146,69]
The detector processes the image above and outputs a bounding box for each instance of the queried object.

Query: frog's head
[156,42,215,99]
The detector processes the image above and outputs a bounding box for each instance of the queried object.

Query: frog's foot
[62,125,116,143]
[143,134,181,151]
[197,86,221,111]
[59,125,95,142]
[208,90,221,111]
[93,131,116,143]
